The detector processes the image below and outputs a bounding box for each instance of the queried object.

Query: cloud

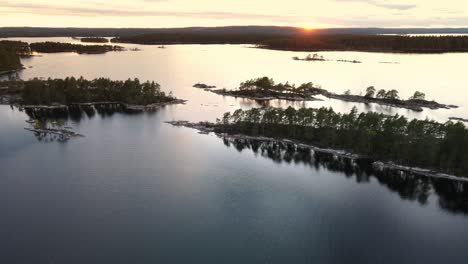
[0,1,296,22]
[315,15,468,27]
[335,0,416,10]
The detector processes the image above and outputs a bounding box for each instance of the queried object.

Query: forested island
[0,77,185,111]
[208,77,456,111]
[30,42,124,54]
[168,106,468,178]
[80,37,109,43]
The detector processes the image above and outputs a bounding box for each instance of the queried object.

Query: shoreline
[203,86,456,111]
[209,89,322,102]
[15,99,187,111]
[166,120,468,182]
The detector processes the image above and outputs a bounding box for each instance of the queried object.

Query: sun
[302,26,315,31]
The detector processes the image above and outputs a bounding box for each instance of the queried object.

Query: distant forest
[2,27,468,55]
[80,37,109,43]
[260,35,468,53]
[113,34,468,53]
[2,26,468,38]
[111,32,282,44]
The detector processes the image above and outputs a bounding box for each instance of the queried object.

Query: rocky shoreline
[449,117,468,122]
[203,85,456,111]
[166,120,468,182]
[323,93,457,112]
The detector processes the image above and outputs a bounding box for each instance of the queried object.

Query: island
[29,42,124,54]
[193,83,217,89]
[293,54,362,63]
[206,77,457,111]
[80,37,109,43]
[0,77,185,112]
[208,77,324,101]
[293,54,325,61]
[1,77,185,139]
[167,106,468,179]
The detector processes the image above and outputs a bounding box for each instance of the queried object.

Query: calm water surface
[1,38,468,264]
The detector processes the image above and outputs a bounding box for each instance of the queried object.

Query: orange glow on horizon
[302,26,315,31]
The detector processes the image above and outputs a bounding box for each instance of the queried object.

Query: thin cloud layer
[335,0,416,10]
[0,0,467,28]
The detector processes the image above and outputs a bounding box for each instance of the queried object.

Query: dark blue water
[1,105,468,264]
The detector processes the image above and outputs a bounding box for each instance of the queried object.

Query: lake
[1,38,468,264]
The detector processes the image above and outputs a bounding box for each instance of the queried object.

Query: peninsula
[167,106,468,178]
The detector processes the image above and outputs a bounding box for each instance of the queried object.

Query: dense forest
[260,35,468,53]
[111,32,283,44]
[207,107,468,176]
[0,40,30,73]
[80,37,109,43]
[30,42,124,54]
[2,77,175,105]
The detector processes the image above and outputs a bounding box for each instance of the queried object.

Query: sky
[1,0,468,28]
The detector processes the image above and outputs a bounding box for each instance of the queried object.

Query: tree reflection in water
[222,137,468,214]
[21,104,151,143]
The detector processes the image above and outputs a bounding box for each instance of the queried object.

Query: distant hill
[1,26,468,38]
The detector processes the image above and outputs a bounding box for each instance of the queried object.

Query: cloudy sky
[1,0,467,28]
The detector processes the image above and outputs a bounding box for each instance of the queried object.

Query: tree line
[7,77,174,105]
[29,42,124,54]
[111,32,284,45]
[80,37,109,43]
[214,106,468,176]
[260,35,468,53]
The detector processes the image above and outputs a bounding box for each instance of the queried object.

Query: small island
[30,42,124,54]
[208,77,324,101]
[193,83,217,89]
[206,77,456,111]
[293,54,362,64]
[293,53,325,61]
[80,37,109,43]
[167,106,468,179]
